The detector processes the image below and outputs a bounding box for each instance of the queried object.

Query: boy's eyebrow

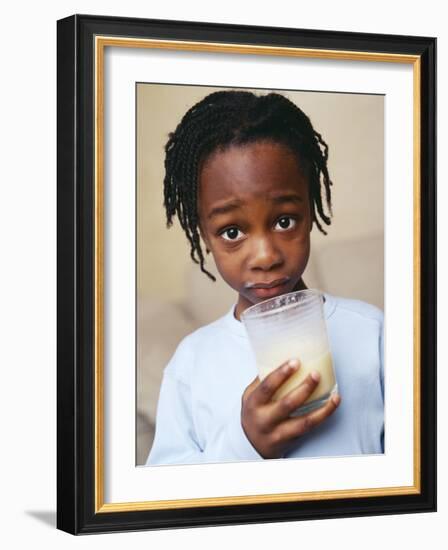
[207,200,242,219]
[271,193,304,205]
[207,194,304,219]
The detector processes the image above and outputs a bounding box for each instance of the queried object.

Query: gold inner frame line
[94,35,421,513]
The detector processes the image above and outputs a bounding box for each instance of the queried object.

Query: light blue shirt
[146,293,384,466]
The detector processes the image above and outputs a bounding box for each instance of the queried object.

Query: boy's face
[198,140,312,320]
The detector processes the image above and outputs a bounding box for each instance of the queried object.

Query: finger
[273,371,322,419]
[252,359,300,406]
[242,376,261,402]
[279,393,341,440]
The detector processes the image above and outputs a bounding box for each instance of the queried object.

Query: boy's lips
[246,277,291,289]
[245,277,291,299]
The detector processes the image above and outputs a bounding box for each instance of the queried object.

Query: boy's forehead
[199,141,308,203]
[202,140,299,169]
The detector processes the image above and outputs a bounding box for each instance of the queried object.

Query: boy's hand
[241,359,341,459]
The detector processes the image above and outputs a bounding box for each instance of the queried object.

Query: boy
[146,91,384,465]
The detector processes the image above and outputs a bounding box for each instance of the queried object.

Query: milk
[257,346,335,404]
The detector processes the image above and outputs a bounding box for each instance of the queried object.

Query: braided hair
[163,90,333,281]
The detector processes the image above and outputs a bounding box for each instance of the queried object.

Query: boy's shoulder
[328,294,383,325]
[183,308,234,347]
[165,307,235,377]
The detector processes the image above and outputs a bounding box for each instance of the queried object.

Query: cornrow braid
[163,90,333,281]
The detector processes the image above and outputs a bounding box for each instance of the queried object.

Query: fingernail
[332,394,341,406]
[283,360,299,374]
[311,371,320,382]
[288,359,300,369]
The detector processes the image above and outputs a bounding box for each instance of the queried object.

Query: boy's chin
[236,278,306,315]
[292,278,307,292]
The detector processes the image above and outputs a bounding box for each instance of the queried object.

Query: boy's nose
[248,236,283,271]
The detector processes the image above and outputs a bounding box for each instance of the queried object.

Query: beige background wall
[136,84,384,464]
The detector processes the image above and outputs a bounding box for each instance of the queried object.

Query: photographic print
[136,84,385,468]
[57,14,436,534]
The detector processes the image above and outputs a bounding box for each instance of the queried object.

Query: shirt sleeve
[145,371,203,465]
[379,316,385,453]
[146,343,263,466]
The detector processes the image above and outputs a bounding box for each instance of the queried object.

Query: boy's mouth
[245,277,291,299]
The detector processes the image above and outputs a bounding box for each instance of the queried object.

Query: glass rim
[241,288,324,321]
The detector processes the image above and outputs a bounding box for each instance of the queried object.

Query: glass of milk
[241,289,337,416]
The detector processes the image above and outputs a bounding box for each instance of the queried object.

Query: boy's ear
[307,198,314,233]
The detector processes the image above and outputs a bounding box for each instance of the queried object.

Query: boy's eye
[220,227,244,241]
[274,216,297,231]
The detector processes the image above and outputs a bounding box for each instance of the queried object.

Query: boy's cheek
[210,256,242,289]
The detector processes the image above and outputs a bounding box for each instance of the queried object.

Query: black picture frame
[57,14,436,535]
